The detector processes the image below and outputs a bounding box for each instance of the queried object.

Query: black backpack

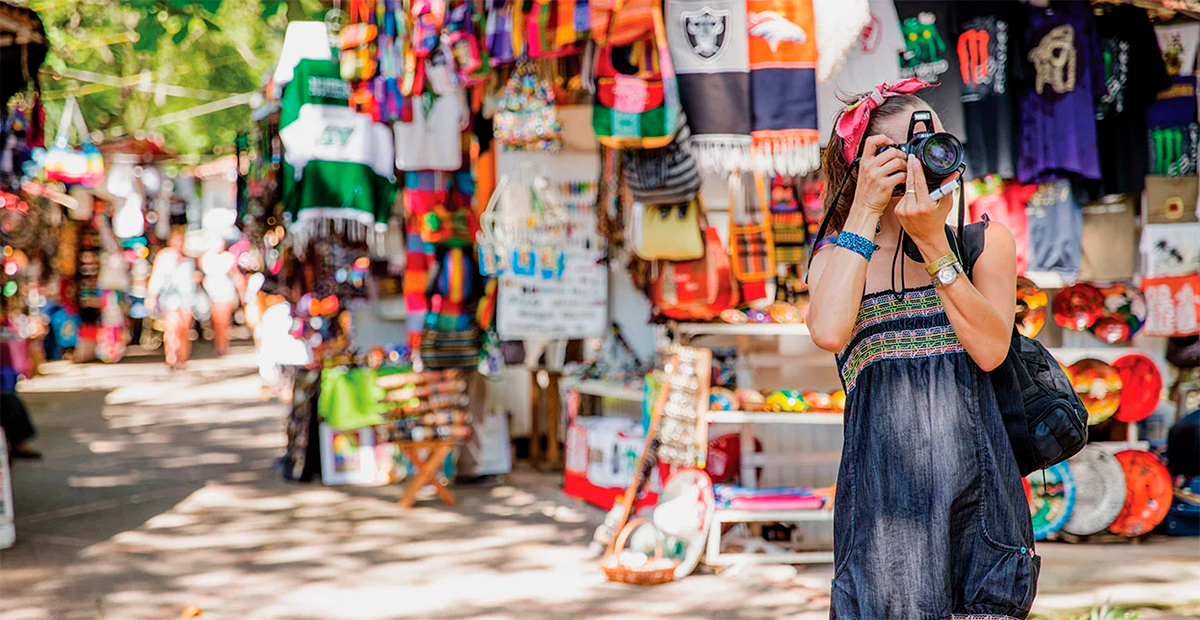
[959,221,1089,476]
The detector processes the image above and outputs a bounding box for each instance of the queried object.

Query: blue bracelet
[834,231,879,261]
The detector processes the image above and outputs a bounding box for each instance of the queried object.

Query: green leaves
[133,12,166,52]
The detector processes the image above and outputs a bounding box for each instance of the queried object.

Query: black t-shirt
[1095,5,1172,195]
[954,1,1025,179]
[894,1,966,139]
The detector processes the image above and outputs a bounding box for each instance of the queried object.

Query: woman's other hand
[852,134,907,214]
[896,154,958,246]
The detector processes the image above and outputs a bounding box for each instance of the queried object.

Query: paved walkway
[2,346,1198,620]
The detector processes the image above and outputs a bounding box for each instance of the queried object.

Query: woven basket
[600,518,679,586]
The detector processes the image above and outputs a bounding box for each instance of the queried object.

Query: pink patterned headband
[835,78,931,163]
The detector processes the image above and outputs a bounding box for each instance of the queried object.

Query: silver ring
[905,188,916,194]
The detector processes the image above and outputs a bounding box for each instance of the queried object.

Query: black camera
[876,110,964,193]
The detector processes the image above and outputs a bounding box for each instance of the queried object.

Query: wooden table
[397,440,457,508]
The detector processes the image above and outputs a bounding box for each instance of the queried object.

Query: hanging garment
[954,0,1025,180]
[745,0,821,176]
[894,1,967,139]
[1017,3,1105,184]
[1025,180,1083,278]
[279,59,397,239]
[815,0,905,145]
[811,0,869,83]
[394,91,468,171]
[665,0,754,173]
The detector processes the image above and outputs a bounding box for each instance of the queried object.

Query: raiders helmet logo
[682,7,728,60]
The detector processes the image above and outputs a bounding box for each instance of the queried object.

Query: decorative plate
[1108,450,1173,537]
[1028,461,1076,540]
[1069,358,1123,425]
[1112,353,1163,423]
[1061,446,1128,536]
[1052,282,1105,331]
[1015,276,1048,338]
[1089,283,1146,344]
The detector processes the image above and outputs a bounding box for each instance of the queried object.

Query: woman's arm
[808,135,907,353]
[898,156,1014,371]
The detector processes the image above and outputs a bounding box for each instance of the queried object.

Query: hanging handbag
[494,60,564,152]
[654,224,738,321]
[592,3,681,149]
[729,172,776,303]
[43,97,104,188]
[590,0,656,46]
[623,120,701,205]
[633,200,704,261]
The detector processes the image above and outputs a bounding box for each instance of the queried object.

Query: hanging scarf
[665,0,754,174]
[746,0,820,176]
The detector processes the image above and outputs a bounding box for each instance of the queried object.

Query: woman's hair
[821,92,925,233]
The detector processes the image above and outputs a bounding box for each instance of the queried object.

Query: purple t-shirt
[1017,3,1105,184]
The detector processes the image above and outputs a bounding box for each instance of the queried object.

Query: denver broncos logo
[748,11,807,51]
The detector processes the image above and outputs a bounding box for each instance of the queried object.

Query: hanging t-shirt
[816,0,906,145]
[894,1,966,139]
[1155,22,1200,77]
[1140,223,1200,278]
[968,175,1036,275]
[1017,3,1105,184]
[394,91,468,171]
[954,1,1024,179]
[1095,5,1172,196]
[1026,179,1083,278]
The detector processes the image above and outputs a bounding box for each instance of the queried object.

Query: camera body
[875,110,964,194]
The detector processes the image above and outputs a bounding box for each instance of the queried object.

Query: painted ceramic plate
[654,468,716,579]
[1090,284,1146,344]
[720,309,748,324]
[1052,282,1105,331]
[734,389,766,411]
[1069,358,1123,425]
[765,302,802,324]
[1109,450,1173,537]
[1112,353,1163,423]
[1028,461,1076,540]
[1015,277,1048,338]
[709,387,738,411]
[1061,447,1128,536]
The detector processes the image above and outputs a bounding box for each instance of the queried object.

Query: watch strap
[925,252,961,277]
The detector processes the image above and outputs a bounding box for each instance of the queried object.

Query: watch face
[937,266,957,285]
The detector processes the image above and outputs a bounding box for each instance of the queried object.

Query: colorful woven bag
[43,97,104,188]
[729,173,776,303]
[592,3,681,149]
[590,0,656,46]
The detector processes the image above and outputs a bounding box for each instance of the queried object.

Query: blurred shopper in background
[146,231,197,370]
[201,238,242,356]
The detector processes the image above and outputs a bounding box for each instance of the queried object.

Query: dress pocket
[962,545,1040,619]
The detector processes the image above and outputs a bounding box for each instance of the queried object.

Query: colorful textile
[746,0,820,175]
[713,484,825,508]
[279,58,397,242]
[665,0,753,173]
[837,288,965,394]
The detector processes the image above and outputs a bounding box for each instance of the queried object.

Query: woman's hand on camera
[896,154,958,246]
[852,135,907,214]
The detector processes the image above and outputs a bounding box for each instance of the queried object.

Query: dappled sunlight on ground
[1,344,1198,620]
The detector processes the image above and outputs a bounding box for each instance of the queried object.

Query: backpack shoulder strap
[962,218,988,279]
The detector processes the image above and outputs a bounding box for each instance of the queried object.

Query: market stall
[233,0,1200,580]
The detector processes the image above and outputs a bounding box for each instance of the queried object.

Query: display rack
[673,322,839,566]
[573,379,644,402]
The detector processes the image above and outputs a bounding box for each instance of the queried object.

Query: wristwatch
[931,261,964,287]
[925,252,963,287]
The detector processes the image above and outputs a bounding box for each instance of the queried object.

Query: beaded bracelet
[835,231,879,261]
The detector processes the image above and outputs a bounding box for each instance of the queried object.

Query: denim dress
[831,286,1040,620]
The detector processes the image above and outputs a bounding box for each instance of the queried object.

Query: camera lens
[919,134,963,175]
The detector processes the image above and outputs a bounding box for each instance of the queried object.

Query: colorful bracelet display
[835,231,878,261]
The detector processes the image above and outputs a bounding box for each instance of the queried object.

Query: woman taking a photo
[807,80,1038,620]
[147,231,197,370]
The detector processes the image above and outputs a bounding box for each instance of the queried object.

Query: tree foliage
[16,0,326,156]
